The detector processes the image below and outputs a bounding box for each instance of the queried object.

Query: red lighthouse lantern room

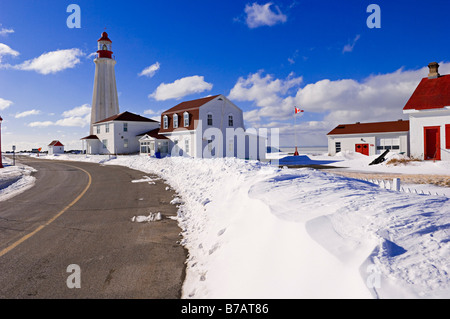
[97,32,113,59]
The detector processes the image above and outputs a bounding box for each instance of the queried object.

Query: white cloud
[0,27,14,36]
[139,62,160,77]
[28,121,54,128]
[143,109,157,115]
[28,104,91,128]
[230,62,450,136]
[0,97,13,111]
[143,109,163,122]
[15,48,84,75]
[294,66,430,124]
[244,2,287,28]
[342,34,361,53]
[86,52,98,59]
[55,116,89,127]
[228,70,303,122]
[15,109,41,118]
[150,75,213,101]
[61,104,91,117]
[0,43,19,63]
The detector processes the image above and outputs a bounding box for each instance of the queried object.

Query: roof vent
[428,62,440,79]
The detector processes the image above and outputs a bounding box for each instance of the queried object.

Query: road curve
[0,156,186,299]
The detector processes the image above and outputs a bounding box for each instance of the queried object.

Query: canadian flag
[295,107,304,114]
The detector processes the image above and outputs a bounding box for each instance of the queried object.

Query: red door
[355,144,369,156]
[424,126,441,160]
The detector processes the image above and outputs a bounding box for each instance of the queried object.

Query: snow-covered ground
[0,155,36,202]
[22,152,449,299]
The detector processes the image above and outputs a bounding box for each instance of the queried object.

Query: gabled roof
[138,129,169,140]
[327,120,409,136]
[403,74,450,111]
[48,140,64,147]
[81,135,100,140]
[162,95,220,115]
[94,111,158,124]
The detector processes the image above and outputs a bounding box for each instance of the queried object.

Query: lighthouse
[90,32,120,134]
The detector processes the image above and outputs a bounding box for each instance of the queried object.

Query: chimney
[428,62,440,79]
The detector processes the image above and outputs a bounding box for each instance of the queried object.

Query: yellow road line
[0,163,92,258]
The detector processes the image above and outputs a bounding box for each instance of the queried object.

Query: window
[123,123,128,132]
[173,114,178,128]
[377,138,400,152]
[96,126,100,134]
[105,123,110,133]
[140,141,149,154]
[207,114,213,126]
[228,115,234,127]
[185,139,190,153]
[163,115,168,129]
[102,139,108,149]
[335,142,341,153]
[184,112,190,127]
[124,139,128,148]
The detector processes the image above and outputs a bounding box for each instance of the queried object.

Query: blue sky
[1,0,450,150]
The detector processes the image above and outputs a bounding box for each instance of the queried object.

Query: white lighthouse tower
[90,32,120,134]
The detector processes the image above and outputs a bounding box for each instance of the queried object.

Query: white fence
[363,178,447,197]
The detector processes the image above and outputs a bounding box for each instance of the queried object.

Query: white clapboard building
[151,94,266,160]
[403,62,450,161]
[327,120,410,156]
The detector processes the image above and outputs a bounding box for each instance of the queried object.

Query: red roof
[48,140,64,147]
[327,120,409,135]
[98,32,112,43]
[162,95,220,115]
[403,74,450,111]
[94,111,158,124]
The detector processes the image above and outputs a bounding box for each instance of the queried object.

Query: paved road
[0,156,186,298]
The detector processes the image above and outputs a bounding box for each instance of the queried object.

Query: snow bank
[321,151,450,176]
[0,158,36,202]
[36,154,450,298]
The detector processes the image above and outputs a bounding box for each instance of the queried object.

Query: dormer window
[184,112,190,127]
[173,114,178,128]
[163,115,169,129]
